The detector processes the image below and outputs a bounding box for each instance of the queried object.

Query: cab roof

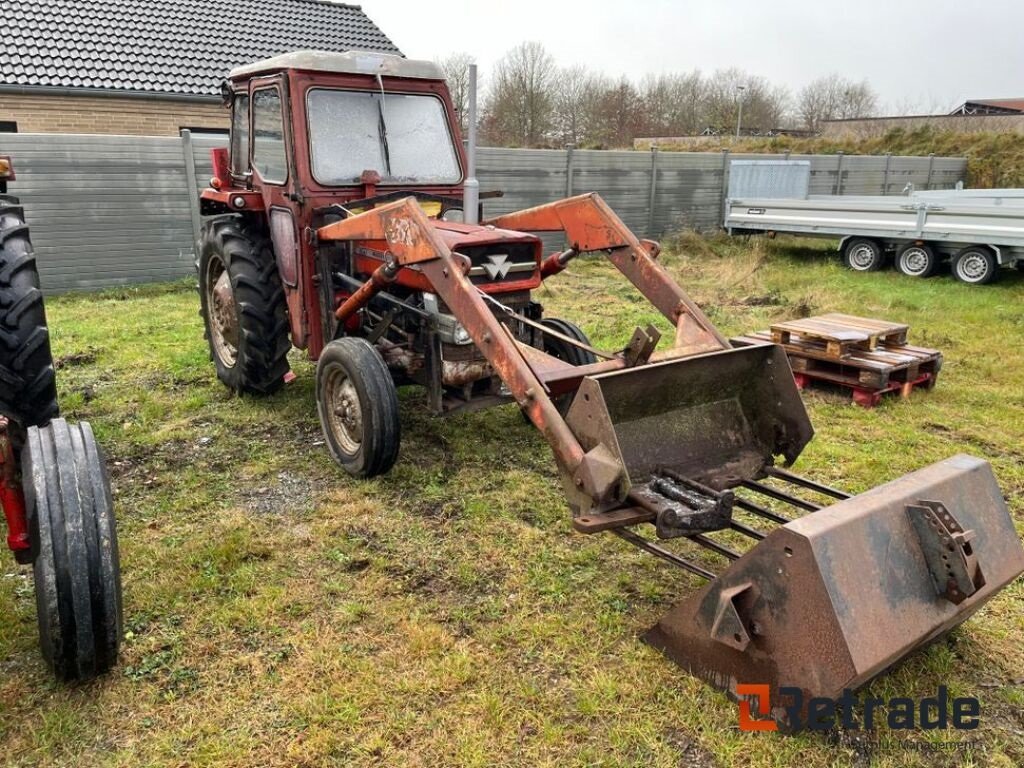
[229,50,444,82]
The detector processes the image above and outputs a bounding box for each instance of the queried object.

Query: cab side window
[230,94,250,177]
[252,88,288,183]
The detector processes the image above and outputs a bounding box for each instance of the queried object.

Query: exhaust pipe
[463,63,479,225]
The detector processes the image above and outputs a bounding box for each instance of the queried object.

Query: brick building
[1,0,400,136]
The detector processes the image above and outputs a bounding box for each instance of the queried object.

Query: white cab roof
[229,50,443,81]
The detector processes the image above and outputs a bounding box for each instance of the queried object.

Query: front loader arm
[487,193,729,354]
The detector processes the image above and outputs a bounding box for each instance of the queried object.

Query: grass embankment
[638,126,1024,189]
[1,236,1022,767]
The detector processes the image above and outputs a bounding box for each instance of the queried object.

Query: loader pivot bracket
[623,324,661,367]
[629,470,734,539]
[907,499,986,604]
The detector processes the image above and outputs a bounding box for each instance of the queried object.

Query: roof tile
[0,0,402,97]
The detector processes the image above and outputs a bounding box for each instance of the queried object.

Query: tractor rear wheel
[540,318,597,414]
[0,195,59,428]
[316,337,400,478]
[198,216,290,395]
[23,418,122,681]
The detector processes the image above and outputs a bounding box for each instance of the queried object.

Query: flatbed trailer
[723,160,1024,285]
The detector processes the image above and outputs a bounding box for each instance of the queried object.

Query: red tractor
[0,155,123,680]
[198,51,1023,726]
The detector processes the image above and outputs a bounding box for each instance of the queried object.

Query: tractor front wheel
[540,318,598,414]
[316,338,400,478]
[23,418,122,681]
[198,217,290,395]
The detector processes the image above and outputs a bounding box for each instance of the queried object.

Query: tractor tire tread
[0,195,59,428]
[25,418,122,681]
[198,216,290,395]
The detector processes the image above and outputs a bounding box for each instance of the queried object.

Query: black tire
[540,318,598,414]
[198,216,290,395]
[952,247,999,285]
[23,418,122,681]
[0,194,58,428]
[842,238,884,272]
[896,243,938,278]
[316,337,400,478]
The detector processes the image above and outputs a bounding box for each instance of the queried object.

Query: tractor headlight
[441,208,464,223]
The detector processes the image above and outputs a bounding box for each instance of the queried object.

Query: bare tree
[481,42,556,147]
[703,69,790,135]
[639,72,706,137]
[798,75,878,131]
[437,52,475,135]
[551,64,599,146]
[590,77,644,148]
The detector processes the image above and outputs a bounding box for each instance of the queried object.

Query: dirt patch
[739,290,786,307]
[55,346,98,369]
[663,729,718,767]
[237,470,324,515]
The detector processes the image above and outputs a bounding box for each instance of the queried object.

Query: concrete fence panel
[1,132,968,292]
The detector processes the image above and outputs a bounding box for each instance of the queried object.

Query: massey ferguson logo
[482,253,511,280]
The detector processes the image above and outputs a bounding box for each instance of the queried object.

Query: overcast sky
[365,0,1023,112]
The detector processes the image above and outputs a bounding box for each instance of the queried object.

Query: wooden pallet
[770,313,910,358]
[732,326,943,408]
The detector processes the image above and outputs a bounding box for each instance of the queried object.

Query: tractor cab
[202,50,469,217]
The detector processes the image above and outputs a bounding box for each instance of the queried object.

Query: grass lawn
[1,235,1022,767]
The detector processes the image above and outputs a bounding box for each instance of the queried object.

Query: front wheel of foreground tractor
[540,318,598,414]
[842,238,884,272]
[198,217,290,395]
[952,247,999,285]
[23,418,122,681]
[316,338,400,478]
[0,195,59,428]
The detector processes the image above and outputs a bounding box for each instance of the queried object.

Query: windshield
[307,88,461,185]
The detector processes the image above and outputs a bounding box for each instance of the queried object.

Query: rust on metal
[644,455,1024,727]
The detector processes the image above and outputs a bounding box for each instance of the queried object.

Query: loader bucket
[565,344,814,494]
[644,454,1024,728]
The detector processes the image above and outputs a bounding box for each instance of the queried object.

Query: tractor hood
[429,219,542,251]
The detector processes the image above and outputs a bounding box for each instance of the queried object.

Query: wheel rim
[957,253,987,282]
[205,255,238,367]
[324,364,362,455]
[900,247,930,276]
[849,245,876,270]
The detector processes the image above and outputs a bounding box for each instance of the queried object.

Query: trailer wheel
[539,318,598,414]
[0,195,59,429]
[198,216,290,395]
[316,337,400,478]
[896,244,938,278]
[23,418,122,681]
[843,239,884,272]
[952,247,999,285]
